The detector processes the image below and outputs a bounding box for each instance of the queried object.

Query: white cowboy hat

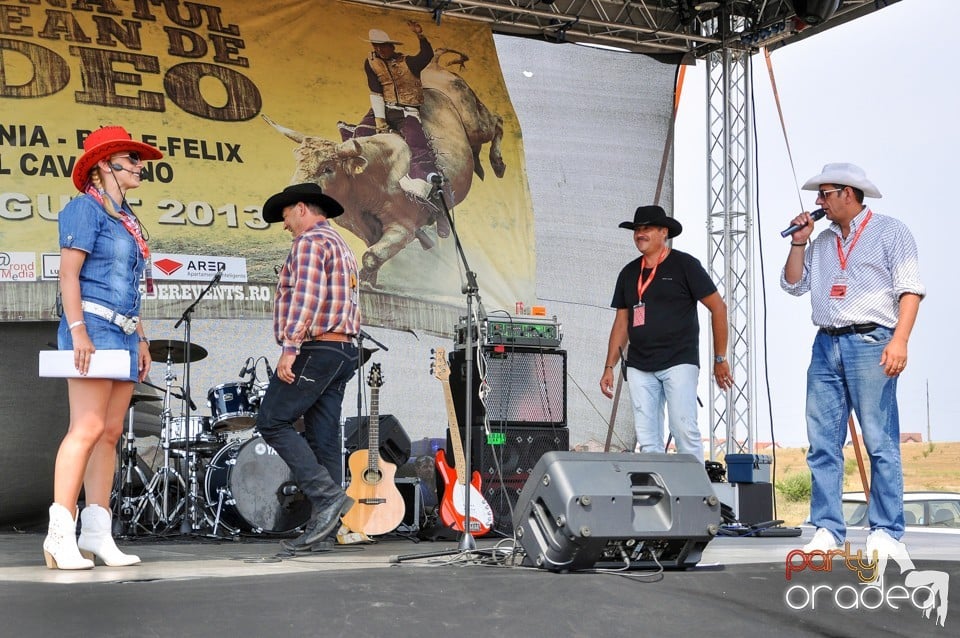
[365,29,403,45]
[801,162,882,199]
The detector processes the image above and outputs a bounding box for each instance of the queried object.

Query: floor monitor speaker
[513,452,721,571]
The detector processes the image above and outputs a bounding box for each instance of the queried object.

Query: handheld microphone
[211,266,225,285]
[780,208,827,238]
[239,356,252,378]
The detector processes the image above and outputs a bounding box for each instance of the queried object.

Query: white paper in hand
[39,350,131,379]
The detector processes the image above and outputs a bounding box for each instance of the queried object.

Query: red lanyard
[835,210,872,270]
[636,248,668,303]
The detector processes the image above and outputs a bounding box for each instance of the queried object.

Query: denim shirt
[58,194,145,316]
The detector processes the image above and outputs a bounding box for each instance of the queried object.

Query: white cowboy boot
[42,503,94,570]
[78,504,140,566]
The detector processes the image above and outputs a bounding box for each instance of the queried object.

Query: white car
[843,491,960,532]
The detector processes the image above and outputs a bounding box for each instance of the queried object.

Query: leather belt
[819,322,880,337]
[81,300,140,335]
[306,333,354,343]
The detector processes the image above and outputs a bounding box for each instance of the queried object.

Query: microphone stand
[393,176,485,564]
[435,176,481,551]
[174,266,222,534]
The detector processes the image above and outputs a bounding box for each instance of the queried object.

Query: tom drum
[207,382,256,432]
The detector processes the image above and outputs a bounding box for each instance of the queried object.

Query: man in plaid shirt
[255,183,362,552]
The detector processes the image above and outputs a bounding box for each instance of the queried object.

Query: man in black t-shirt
[600,205,733,460]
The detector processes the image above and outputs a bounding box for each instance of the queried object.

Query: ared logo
[154,258,184,276]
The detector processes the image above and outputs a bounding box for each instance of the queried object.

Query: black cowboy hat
[262,183,344,223]
[618,205,683,238]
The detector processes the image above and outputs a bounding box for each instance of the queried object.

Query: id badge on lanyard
[634,249,666,327]
[829,274,847,299]
[633,303,645,327]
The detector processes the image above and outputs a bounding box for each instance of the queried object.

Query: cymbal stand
[126,354,187,533]
[113,402,150,536]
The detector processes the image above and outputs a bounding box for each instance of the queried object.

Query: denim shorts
[58,314,139,381]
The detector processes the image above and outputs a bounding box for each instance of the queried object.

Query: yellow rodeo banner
[0,0,534,334]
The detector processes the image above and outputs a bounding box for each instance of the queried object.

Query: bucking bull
[264,49,506,288]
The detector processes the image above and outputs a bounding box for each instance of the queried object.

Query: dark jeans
[255,342,358,509]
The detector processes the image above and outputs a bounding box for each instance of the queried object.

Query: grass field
[745,441,960,526]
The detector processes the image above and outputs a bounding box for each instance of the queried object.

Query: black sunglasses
[113,152,142,164]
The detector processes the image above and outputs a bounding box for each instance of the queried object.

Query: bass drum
[204,437,311,533]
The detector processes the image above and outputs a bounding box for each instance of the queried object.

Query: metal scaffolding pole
[705,34,756,459]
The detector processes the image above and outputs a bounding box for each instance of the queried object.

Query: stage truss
[345,1,891,56]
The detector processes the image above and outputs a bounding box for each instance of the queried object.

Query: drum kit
[112,340,311,538]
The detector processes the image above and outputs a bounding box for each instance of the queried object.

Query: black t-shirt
[610,249,717,371]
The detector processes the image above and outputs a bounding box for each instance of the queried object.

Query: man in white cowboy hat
[344,21,442,212]
[601,205,732,462]
[782,163,925,558]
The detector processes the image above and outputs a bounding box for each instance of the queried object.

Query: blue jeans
[626,364,702,458]
[806,326,903,541]
[254,342,358,509]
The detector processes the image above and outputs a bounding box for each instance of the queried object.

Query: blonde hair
[88,168,122,220]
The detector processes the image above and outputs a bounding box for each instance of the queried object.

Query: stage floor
[1,526,956,637]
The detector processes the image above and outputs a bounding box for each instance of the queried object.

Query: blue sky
[673,0,957,445]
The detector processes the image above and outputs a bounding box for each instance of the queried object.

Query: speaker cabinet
[729,482,774,526]
[446,425,569,535]
[513,452,721,571]
[449,347,566,428]
[344,414,412,467]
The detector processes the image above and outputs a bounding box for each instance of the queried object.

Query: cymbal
[148,339,208,364]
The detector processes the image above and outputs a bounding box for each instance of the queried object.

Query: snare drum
[208,382,256,432]
[168,415,220,450]
[204,437,311,533]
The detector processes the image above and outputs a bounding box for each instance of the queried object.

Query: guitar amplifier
[449,347,567,428]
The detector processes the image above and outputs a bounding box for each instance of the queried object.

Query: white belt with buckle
[81,300,140,335]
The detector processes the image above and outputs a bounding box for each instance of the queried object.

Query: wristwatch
[714,355,726,364]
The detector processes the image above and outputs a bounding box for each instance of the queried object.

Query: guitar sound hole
[362,469,383,484]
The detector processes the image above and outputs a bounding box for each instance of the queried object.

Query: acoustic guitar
[341,364,405,536]
[431,348,494,536]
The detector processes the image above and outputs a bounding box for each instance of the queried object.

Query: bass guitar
[431,347,494,535]
[341,363,405,536]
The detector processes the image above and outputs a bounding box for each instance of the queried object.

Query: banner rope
[763,48,805,211]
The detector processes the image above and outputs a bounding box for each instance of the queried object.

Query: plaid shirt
[273,220,361,353]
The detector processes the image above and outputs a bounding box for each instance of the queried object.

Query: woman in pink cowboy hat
[43,126,162,570]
